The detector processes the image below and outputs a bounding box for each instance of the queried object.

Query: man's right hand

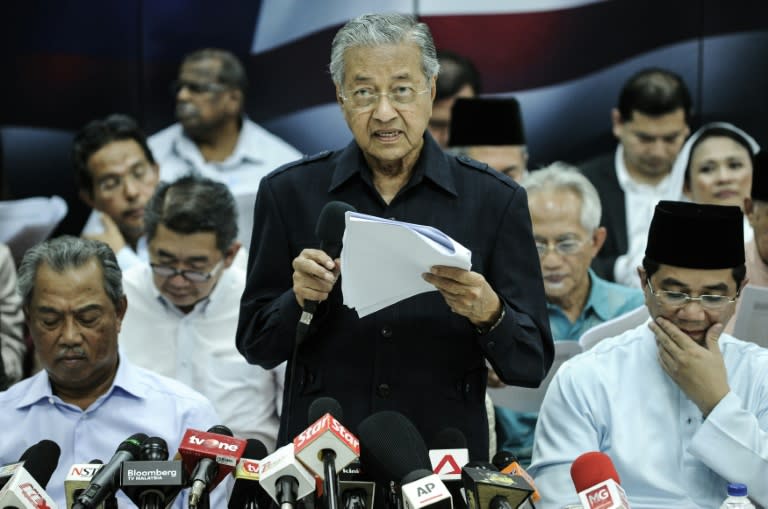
[82,213,127,254]
[292,248,339,307]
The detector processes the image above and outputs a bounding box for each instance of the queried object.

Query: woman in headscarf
[669,121,760,242]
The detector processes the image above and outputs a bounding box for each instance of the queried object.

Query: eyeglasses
[150,260,224,283]
[96,163,155,195]
[340,86,431,110]
[646,279,739,310]
[170,80,229,96]
[535,239,585,257]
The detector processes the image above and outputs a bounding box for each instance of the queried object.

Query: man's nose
[60,316,83,345]
[372,94,397,122]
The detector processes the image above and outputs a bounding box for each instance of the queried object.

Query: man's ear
[611,108,623,139]
[335,83,345,108]
[637,266,648,290]
[591,226,607,257]
[223,242,242,268]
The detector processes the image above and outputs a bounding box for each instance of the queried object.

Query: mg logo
[586,485,612,509]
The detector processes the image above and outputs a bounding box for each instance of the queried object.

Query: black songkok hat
[645,201,744,269]
[448,97,526,147]
[751,150,768,202]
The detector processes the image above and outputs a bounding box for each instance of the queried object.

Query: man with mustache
[494,163,643,463]
[581,68,691,287]
[529,201,768,508]
[75,114,160,270]
[0,236,221,508]
[148,48,301,248]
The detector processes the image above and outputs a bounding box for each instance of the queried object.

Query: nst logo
[188,434,239,452]
[69,465,100,478]
[586,485,613,509]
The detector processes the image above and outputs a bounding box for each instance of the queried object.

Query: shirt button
[381,326,393,338]
[487,341,496,349]
[377,384,391,398]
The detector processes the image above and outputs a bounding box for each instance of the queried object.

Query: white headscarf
[667,121,761,202]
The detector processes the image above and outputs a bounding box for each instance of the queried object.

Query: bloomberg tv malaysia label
[122,460,184,485]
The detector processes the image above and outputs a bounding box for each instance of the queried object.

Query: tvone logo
[586,485,612,509]
[189,435,239,451]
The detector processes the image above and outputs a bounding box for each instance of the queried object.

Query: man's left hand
[650,317,730,417]
[422,265,501,328]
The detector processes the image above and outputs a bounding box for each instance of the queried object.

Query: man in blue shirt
[0,236,222,508]
[495,163,644,462]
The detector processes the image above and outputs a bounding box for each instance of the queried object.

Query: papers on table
[732,285,768,348]
[340,211,472,317]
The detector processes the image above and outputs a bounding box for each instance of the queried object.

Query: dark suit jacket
[236,134,554,460]
[580,152,627,282]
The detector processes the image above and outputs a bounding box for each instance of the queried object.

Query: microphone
[571,452,630,509]
[491,451,540,505]
[228,439,268,509]
[258,443,316,509]
[429,428,470,509]
[72,432,148,509]
[65,461,111,509]
[120,436,186,509]
[294,398,360,509]
[178,425,246,509]
[461,461,534,509]
[297,201,357,338]
[0,440,60,509]
[358,411,453,509]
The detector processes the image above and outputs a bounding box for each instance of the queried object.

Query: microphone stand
[322,450,340,509]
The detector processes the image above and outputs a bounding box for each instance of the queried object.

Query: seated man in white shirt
[119,174,283,450]
[1,236,223,508]
[529,200,768,508]
[148,48,302,248]
[74,114,160,270]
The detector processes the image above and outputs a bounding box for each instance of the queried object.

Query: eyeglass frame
[95,162,156,195]
[645,278,740,310]
[170,79,230,96]
[535,238,586,257]
[339,86,431,110]
[149,259,224,283]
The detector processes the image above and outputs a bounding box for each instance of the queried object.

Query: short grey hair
[17,236,124,309]
[329,13,440,86]
[521,162,602,232]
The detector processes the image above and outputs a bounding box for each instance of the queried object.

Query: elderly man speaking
[236,12,552,460]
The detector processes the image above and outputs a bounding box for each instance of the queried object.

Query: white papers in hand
[340,211,472,317]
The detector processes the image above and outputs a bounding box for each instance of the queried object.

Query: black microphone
[461,461,534,509]
[73,432,148,509]
[429,429,469,509]
[188,424,235,509]
[358,411,453,509]
[302,397,346,509]
[0,440,61,509]
[19,439,60,490]
[297,201,357,340]
[228,439,269,509]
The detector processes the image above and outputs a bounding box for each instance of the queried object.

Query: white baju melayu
[529,323,768,509]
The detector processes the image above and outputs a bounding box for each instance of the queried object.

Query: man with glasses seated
[119,174,284,450]
[74,114,160,270]
[529,201,768,508]
[148,48,301,249]
[494,163,643,464]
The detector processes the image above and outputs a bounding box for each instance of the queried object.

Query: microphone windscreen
[19,439,61,489]
[119,433,149,456]
[315,201,356,244]
[141,437,170,461]
[243,438,268,460]
[430,428,467,449]
[207,424,234,436]
[491,451,518,470]
[358,411,430,484]
[570,451,621,493]
[308,396,344,424]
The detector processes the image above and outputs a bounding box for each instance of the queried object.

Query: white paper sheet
[340,211,472,317]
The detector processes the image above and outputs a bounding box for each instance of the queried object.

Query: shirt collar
[583,269,617,321]
[14,356,144,410]
[170,115,262,167]
[329,131,458,197]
